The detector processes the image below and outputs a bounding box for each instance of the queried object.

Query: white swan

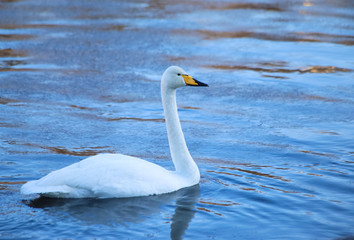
[21,66,208,198]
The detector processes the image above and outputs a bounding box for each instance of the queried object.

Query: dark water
[1,0,354,239]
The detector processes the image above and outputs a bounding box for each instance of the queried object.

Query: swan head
[162,66,208,90]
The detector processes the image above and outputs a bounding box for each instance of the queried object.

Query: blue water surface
[1,0,354,239]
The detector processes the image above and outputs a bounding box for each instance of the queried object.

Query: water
[1,0,353,239]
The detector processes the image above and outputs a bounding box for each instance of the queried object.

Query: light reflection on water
[1,0,354,239]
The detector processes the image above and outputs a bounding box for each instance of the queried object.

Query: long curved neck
[161,86,199,179]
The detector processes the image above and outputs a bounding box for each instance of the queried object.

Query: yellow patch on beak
[182,75,198,86]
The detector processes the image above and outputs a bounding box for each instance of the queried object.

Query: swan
[21,66,208,198]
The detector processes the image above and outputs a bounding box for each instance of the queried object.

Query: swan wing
[21,154,183,198]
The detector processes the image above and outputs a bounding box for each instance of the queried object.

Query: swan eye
[177,73,181,76]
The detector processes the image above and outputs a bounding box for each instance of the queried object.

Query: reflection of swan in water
[21,66,207,198]
[170,186,199,240]
[25,185,200,239]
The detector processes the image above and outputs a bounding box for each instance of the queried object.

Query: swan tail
[21,180,75,198]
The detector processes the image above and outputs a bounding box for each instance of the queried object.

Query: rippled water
[1,0,354,239]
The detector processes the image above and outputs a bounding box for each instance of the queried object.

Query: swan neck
[161,86,199,178]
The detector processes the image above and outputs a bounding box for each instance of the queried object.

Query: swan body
[21,66,208,198]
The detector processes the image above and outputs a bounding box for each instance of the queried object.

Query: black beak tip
[193,78,209,87]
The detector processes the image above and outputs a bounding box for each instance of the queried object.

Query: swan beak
[182,75,209,87]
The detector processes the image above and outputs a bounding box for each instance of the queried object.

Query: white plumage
[21,66,208,198]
